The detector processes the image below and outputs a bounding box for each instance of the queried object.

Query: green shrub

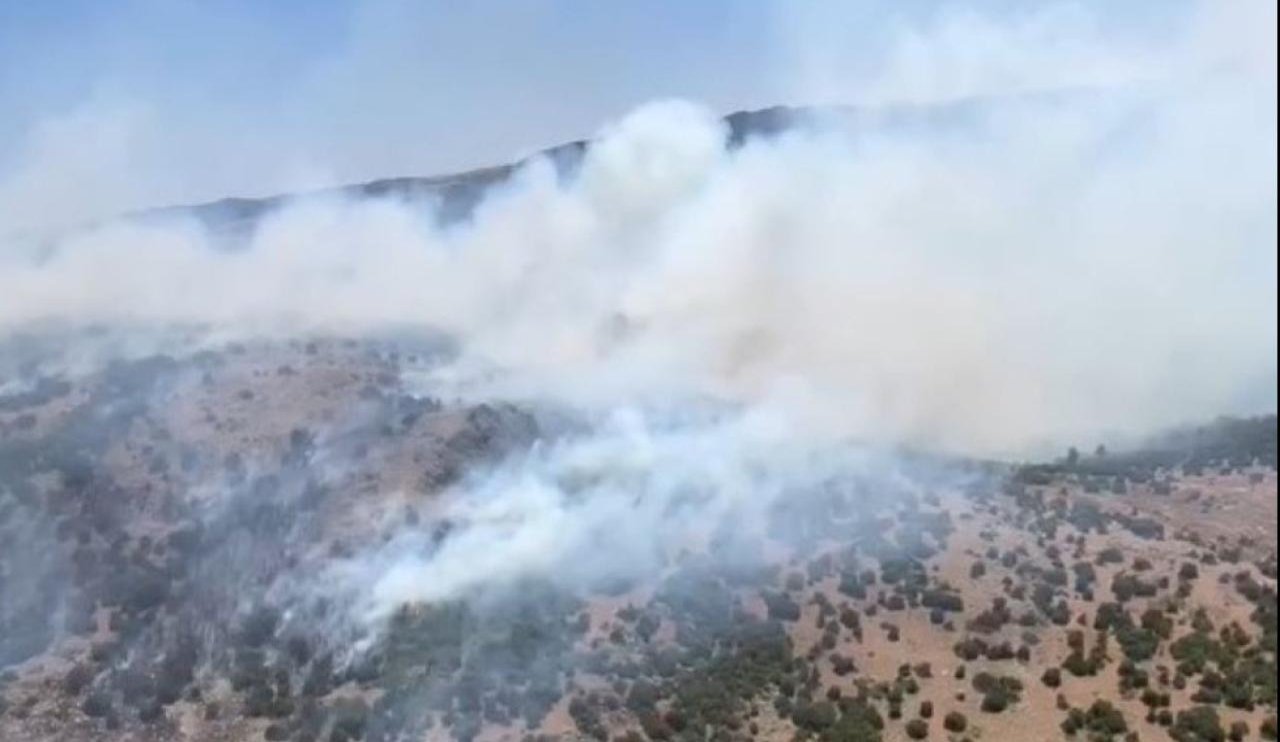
[1171,706,1226,742]
[943,711,967,732]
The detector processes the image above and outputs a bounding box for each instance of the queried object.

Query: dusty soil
[1,337,1275,742]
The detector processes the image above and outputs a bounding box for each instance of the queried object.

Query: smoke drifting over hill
[0,5,1277,741]
[0,0,1274,610]
[2,75,1275,455]
[351,406,891,622]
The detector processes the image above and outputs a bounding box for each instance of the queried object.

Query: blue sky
[0,0,1253,227]
[0,2,777,175]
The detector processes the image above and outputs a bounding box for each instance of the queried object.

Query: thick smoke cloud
[2,80,1274,455]
[349,405,888,622]
[0,1,1275,628]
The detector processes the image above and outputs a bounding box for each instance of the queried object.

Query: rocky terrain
[0,335,1275,742]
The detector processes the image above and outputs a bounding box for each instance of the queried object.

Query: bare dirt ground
[1,338,1275,742]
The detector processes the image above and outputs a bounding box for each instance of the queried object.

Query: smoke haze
[2,86,1274,455]
[2,10,1279,742]
[0,0,1276,629]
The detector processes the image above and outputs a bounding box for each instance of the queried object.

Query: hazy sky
[0,0,1259,228]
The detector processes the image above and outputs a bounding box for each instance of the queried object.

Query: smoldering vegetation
[2,335,1272,741]
[0,100,1275,742]
[1014,415,1278,490]
[0,337,511,725]
[0,6,1275,739]
[0,336,999,742]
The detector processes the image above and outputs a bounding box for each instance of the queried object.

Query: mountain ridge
[132,105,802,239]
[15,87,1140,246]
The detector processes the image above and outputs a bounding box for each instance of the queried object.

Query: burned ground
[0,338,1275,742]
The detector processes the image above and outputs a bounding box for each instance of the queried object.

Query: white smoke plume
[0,0,1275,623]
[348,404,905,622]
[3,82,1273,455]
